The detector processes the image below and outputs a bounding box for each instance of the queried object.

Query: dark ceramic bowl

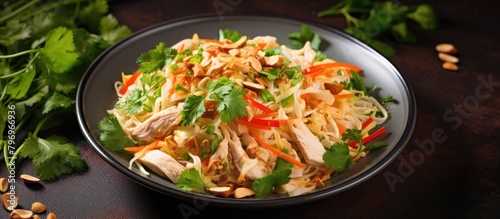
[76,15,416,208]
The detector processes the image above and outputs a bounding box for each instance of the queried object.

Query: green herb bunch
[317,0,439,57]
[0,0,132,180]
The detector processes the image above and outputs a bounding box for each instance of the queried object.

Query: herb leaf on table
[317,0,438,57]
[0,0,131,180]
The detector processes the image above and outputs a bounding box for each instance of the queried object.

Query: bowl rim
[76,14,417,209]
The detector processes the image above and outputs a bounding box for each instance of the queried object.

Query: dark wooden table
[2,0,499,218]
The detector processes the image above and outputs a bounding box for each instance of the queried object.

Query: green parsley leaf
[176,168,207,193]
[98,115,136,151]
[18,133,88,181]
[323,142,355,173]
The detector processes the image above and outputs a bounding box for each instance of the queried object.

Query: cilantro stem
[3,141,11,172]
[0,0,38,24]
[0,53,39,79]
[7,108,52,171]
[0,82,7,101]
[0,49,39,59]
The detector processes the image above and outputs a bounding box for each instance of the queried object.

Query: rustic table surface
[1,0,499,218]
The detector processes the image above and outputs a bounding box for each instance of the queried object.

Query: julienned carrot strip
[348,126,387,147]
[201,157,210,167]
[334,93,354,99]
[337,122,347,135]
[310,62,362,73]
[361,117,374,130]
[119,70,140,95]
[236,119,272,130]
[253,112,278,119]
[250,131,306,169]
[312,171,324,181]
[123,139,161,153]
[244,96,274,113]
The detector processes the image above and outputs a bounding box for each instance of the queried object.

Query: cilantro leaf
[40,27,80,73]
[115,89,145,115]
[180,94,206,126]
[381,95,394,104]
[218,29,242,43]
[181,78,247,126]
[0,19,31,47]
[317,0,438,58]
[137,42,177,74]
[216,84,247,123]
[176,168,207,193]
[252,174,276,199]
[6,65,36,99]
[287,25,322,50]
[18,133,88,181]
[258,67,284,81]
[323,142,355,173]
[98,115,136,151]
[42,92,75,114]
[406,4,439,30]
[79,0,109,33]
[252,157,292,199]
[100,14,132,46]
[350,70,376,95]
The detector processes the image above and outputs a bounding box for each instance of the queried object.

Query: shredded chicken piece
[288,119,326,166]
[220,124,268,181]
[128,106,181,143]
[138,150,186,183]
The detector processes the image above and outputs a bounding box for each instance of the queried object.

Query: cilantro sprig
[176,168,207,193]
[317,0,439,57]
[252,157,293,199]
[136,42,178,74]
[180,77,247,126]
[287,25,327,61]
[323,129,388,173]
[0,0,131,180]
